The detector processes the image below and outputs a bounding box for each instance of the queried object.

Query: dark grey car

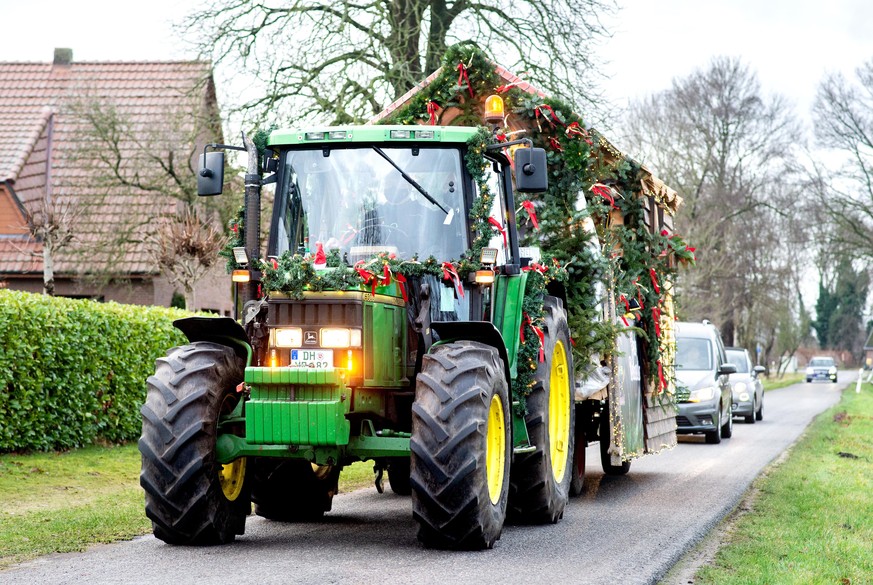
[675,321,736,444]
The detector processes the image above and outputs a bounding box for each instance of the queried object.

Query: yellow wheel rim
[485,394,506,505]
[219,457,246,502]
[549,340,571,483]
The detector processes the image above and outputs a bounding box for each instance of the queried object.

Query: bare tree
[148,208,226,310]
[182,0,616,124]
[63,93,237,306]
[622,57,806,359]
[20,196,82,296]
[811,59,873,261]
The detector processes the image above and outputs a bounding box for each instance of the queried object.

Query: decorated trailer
[139,46,693,550]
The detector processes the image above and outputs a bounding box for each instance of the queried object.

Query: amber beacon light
[484,95,504,124]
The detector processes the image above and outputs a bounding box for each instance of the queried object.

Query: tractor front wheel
[509,297,575,523]
[410,341,511,550]
[139,342,249,545]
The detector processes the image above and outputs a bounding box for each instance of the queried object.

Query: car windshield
[271,147,467,263]
[725,350,750,373]
[676,337,713,370]
[809,358,834,367]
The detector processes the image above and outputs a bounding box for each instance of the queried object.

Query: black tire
[705,404,722,444]
[509,297,576,522]
[756,398,764,421]
[250,459,340,521]
[410,340,511,550]
[721,402,733,439]
[387,457,412,496]
[569,406,586,497]
[599,409,631,475]
[806,378,811,383]
[744,399,756,424]
[139,342,249,545]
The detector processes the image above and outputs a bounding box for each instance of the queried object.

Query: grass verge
[694,385,873,584]
[0,444,378,570]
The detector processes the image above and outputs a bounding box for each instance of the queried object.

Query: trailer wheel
[569,405,586,497]
[251,460,340,521]
[139,342,249,545]
[599,408,631,475]
[387,457,412,496]
[509,297,575,523]
[410,341,510,550]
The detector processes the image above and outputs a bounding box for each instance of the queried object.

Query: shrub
[0,290,188,451]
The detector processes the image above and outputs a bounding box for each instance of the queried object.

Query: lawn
[0,445,375,570]
[694,385,873,584]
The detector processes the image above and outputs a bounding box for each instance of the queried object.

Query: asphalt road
[2,374,850,585]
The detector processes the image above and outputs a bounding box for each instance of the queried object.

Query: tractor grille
[269,298,363,327]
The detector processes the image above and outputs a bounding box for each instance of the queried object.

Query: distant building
[0,49,231,312]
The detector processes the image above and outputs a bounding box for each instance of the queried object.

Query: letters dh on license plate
[290,349,334,369]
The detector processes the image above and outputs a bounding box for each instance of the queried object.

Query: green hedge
[0,290,189,452]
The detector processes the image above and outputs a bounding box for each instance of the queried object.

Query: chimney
[53,48,73,67]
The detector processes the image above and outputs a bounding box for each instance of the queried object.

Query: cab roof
[268,125,481,147]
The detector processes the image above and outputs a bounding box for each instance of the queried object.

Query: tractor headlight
[688,386,716,403]
[320,328,362,348]
[272,327,303,348]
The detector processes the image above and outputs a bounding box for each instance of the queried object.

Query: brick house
[0,49,232,313]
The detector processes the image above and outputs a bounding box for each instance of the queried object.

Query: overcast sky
[4,0,872,122]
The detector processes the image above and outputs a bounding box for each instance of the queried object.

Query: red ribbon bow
[535,104,564,127]
[657,360,667,392]
[441,261,464,298]
[427,101,439,126]
[522,262,547,274]
[488,216,507,247]
[651,307,662,338]
[457,62,474,98]
[548,136,564,152]
[521,200,540,230]
[649,268,661,294]
[354,260,378,294]
[270,257,279,270]
[590,183,616,208]
[395,272,408,302]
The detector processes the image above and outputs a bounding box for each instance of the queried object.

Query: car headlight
[805,367,814,375]
[272,327,303,348]
[828,366,837,375]
[320,327,362,348]
[688,386,716,402]
[733,381,747,393]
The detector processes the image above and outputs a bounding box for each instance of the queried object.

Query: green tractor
[139,124,577,550]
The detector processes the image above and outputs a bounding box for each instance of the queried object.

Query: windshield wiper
[372,147,449,215]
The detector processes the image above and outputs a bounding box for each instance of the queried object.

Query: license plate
[289,349,333,369]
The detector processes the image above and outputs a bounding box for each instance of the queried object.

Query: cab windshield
[271,147,467,263]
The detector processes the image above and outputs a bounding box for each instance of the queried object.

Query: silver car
[806,356,838,383]
[726,347,765,423]
[675,321,736,444]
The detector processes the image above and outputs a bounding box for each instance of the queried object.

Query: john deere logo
[304,331,318,345]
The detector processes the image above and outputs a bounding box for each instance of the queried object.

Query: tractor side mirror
[198,151,225,196]
[514,147,548,193]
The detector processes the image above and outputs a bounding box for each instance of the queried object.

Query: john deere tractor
[139,121,576,550]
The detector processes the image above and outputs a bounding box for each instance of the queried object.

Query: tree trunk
[43,239,55,296]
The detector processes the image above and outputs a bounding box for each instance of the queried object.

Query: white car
[806,356,837,383]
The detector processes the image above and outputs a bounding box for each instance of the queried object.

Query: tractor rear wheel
[410,341,511,550]
[251,460,340,521]
[509,297,575,523]
[139,342,249,545]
